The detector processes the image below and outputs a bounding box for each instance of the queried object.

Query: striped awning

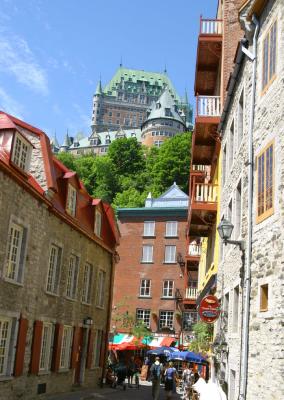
[109,333,177,351]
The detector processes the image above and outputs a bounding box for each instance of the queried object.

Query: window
[222,144,227,185]
[141,245,153,263]
[11,133,32,172]
[140,279,151,297]
[228,120,234,170]
[165,221,178,237]
[235,181,242,239]
[154,140,163,147]
[257,142,274,222]
[96,270,106,308]
[66,184,77,217]
[262,20,277,91]
[136,309,151,328]
[5,221,26,283]
[0,317,12,376]
[223,292,229,332]
[94,209,102,237]
[66,255,79,299]
[164,245,176,263]
[260,283,269,312]
[237,90,244,147]
[39,323,53,371]
[232,285,239,333]
[60,326,73,369]
[143,221,155,237]
[159,311,174,330]
[183,311,198,330]
[163,280,174,297]
[46,244,62,294]
[82,263,92,304]
[92,330,103,368]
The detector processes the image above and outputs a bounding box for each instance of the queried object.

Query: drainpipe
[239,14,259,400]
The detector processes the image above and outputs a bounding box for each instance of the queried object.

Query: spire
[50,130,59,148]
[95,77,103,95]
[164,64,167,74]
[62,130,71,147]
[120,56,123,68]
[184,89,188,105]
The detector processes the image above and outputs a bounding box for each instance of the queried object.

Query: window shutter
[99,331,106,368]
[14,317,28,377]
[71,326,80,369]
[86,329,95,369]
[51,323,63,372]
[30,320,43,374]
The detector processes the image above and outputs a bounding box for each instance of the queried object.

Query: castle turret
[60,131,72,152]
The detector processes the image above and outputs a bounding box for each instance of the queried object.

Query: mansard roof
[145,182,189,208]
[103,67,180,101]
[0,111,119,251]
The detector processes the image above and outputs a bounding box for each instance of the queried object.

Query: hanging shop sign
[198,295,221,323]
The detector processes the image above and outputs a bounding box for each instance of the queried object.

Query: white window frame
[140,279,151,297]
[66,254,79,299]
[59,326,73,370]
[143,221,155,237]
[92,329,103,368]
[11,132,32,172]
[159,310,174,330]
[164,245,176,263]
[5,221,26,284]
[162,280,174,298]
[94,209,102,237]
[141,245,153,263]
[96,270,106,308]
[82,263,92,304]
[39,323,53,372]
[165,221,178,237]
[0,317,12,376]
[46,244,61,294]
[136,309,151,328]
[66,184,77,217]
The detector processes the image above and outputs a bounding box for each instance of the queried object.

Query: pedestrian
[164,361,177,400]
[181,364,195,400]
[127,355,136,387]
[150,356,163,400]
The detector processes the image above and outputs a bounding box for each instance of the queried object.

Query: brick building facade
[0,112,119,399]
[112,184,198,346]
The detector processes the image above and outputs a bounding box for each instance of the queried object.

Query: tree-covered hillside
[56,132,191,208]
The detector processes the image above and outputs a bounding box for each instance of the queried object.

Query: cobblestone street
[46,381,182,400]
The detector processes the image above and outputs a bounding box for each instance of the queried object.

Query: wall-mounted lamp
[83,316,93,326]
[177,253,186,268]
[217,218,245,251]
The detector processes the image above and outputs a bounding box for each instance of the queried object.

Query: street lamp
[83,316,93,326]
[177,253,186,269]
[217,218,245,251]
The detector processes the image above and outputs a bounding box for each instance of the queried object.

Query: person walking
[150,356,163,400]
[182,364,195,399]
[164,361,177,400]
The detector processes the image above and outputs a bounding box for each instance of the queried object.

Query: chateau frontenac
[51,66,193,155]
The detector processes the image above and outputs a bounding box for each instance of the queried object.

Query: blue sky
[0,0,217,144]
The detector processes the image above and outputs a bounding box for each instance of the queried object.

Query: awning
[109,334,177,351]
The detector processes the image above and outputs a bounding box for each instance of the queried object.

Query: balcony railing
[188,243,201,256]
[185,287,198,299]
[193,183,218,203]
[200,18,222,35]
[197,96,221,117]
[192,164,206,172]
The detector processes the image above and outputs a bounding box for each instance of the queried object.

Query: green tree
[55,152,76,171]
[150,132,191,194]
[73,155,97,194]
[92,157,118,203]
[112,187,146,209]
[107,137,145,177]
[188,321,213,354]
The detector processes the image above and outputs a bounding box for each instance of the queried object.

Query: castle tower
[141,87,186,148]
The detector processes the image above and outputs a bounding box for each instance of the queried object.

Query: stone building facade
[112,184,198,346]
[0,112,119,399]
[215,1,284,399]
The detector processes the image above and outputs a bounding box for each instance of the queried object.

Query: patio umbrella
[168,350,206,364]
[147,346,177,356]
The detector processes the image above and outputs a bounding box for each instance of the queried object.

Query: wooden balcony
[188,243,201,257]
[195,18,222,95]
[197,96,221,118]
[192,183,218,207]
[185,287,198,300]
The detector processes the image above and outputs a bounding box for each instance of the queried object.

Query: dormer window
[66,184,77,217]
[94,209,102,237]
[165,108,171,117]
[11,133,32,172]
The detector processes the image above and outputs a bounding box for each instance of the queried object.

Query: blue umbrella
[168,350,206,364]
[147,346,177,356]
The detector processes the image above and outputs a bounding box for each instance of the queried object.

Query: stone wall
[0,170,112,399]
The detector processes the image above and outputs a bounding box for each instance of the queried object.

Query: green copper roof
[95,80,103,95]
[103,67,180,101]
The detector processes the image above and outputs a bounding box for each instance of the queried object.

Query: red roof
[0,111,119,252]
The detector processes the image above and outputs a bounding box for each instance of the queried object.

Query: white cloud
[0,87,24,119]
[0,34,48,95]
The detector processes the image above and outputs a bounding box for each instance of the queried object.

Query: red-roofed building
[0,112,120,399]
